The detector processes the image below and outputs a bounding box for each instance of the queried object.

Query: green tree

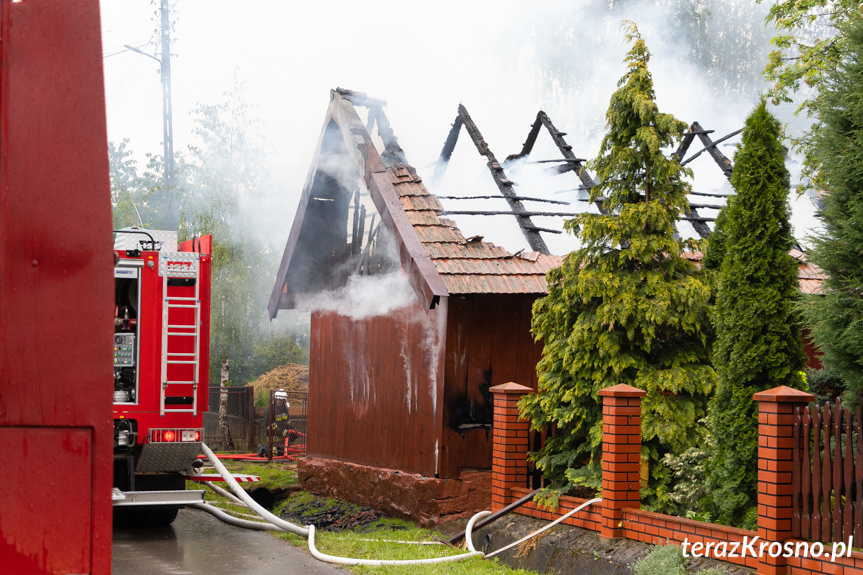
[760,0,860,188]
[520,23,715,510]
[109,139,164,229]
[108,83,306,387]
[180,79,302,386]
[705,100,806,529]
[801,17,863,405]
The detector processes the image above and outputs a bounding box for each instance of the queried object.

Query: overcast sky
[99,0,820,255]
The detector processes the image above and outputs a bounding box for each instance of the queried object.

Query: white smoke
[298,271,417,320]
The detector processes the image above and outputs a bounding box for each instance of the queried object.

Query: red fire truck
[112,227,213,525]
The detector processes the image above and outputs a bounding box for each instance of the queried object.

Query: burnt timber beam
[339,88,409,168]
[439,209,714,223]
[681,127,742,169]
[672,128,702,162]
[457,104,550,254]
[684,203,713,238]
[689,191,733,199]
[536,112,603,211]
[442,209,579,217]
[684,122,737,239]
[523,225,563,234]
[437,194,571,205]
[335,87,387,108]
[432,115,464,184]
[530,158,588,164]
[688,121,734,180]
[572,198,722,210]
[672,122,732,240]
[367,105,408,167]
[508,112,544,160]
[681,216,716,222]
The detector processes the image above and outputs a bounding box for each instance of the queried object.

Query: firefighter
[260,389,295,457]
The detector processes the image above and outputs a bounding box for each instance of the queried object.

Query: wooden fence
[792,399,863,544]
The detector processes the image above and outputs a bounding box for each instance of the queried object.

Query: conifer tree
[802,18,863,404]
[520,23,715,509]
[705,100,806,528]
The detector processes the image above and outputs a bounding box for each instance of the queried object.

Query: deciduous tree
[760,0,860,189]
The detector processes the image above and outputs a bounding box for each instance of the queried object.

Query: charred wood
[457,104,550,255]
[507,113,544,161]
[437,194,571,205]
[680,127,742,169]
[432,115,464,184]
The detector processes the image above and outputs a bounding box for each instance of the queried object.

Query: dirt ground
[278,492,394,533]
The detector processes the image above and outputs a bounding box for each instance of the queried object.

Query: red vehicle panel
[0,0,114,570]
[112,232,212,524]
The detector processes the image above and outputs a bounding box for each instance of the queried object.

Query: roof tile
[388,167,554,295]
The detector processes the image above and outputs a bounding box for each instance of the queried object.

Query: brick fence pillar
[599,384,646,539]
[753,385,814,575]
[490,382,533,512]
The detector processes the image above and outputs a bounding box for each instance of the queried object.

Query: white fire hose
[196,442,600,566]
[200,442,309,536]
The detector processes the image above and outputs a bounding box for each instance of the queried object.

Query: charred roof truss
[433,107,742,243]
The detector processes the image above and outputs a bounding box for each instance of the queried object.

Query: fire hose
[195,442,601,566]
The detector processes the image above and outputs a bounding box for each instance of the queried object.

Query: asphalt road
[112,508,347,575]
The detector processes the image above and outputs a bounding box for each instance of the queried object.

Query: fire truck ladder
[160,252,201,416]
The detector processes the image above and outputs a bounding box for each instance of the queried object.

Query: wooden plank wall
[307,302,446,477]
[440,294,543,478]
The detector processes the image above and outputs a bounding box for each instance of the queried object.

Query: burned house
[268,90,562,524]
[269,89,822,525]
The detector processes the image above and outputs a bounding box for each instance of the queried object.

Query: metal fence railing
[204,386,255,452]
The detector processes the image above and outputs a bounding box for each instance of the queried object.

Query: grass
[193,458,539,575]
[286,521,536,575]
[226,460,300,488]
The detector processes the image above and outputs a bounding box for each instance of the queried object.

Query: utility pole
[160,0,176,229]
[123,0,176,228]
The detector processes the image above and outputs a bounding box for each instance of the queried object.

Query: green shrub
[634,545,731,575]
[806,367,845,404]
[634,545,687,575]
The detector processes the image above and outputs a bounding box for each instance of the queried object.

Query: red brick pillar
[490,382,533,512]
[753,385,813,575]
[599,384,646,539]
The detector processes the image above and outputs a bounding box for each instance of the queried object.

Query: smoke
[297,271,417,321]
[103,0,822,326]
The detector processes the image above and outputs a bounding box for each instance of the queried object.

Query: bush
[662,440,711,520]
[806,367,845,404]
[634,545,730,575]
[634,545,687,575]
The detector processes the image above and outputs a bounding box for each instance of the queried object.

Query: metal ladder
[159,251,201,416]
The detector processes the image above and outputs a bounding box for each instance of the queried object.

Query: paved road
[112,508,347,575]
